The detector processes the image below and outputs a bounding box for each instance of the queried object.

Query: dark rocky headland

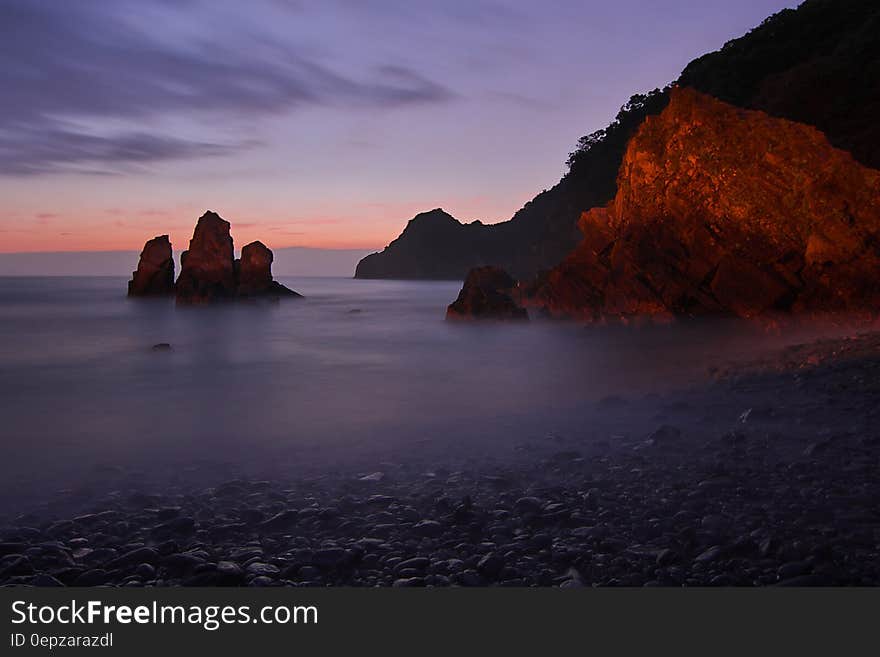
[3,332,880,587]
[355,1,880,286]
[354,1,880,328]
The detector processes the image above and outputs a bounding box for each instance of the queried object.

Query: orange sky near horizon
[0,207,388,253]
[0,1,799,257]
[0,193,519,254]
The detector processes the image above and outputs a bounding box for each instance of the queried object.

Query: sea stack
[158,210,302,303]
[237,241,300,298]
[447,266,528,321]
[127,235,174,296]
[175,211,236,304]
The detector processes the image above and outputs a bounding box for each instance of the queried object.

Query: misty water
[0,276,854,513]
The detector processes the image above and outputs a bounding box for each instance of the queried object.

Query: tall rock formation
[175,211,237,304]
[169,211,300,303]
[127,235,174,296]
[526,88,880,321]
[237,241,300,298]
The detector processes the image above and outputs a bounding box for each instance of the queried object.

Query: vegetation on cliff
[526,88,880,321]
[357,0,880,284]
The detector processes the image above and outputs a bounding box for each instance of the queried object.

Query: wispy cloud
[0,126,256,176]
[0,0,455,175]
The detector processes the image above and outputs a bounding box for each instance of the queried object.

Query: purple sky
[0,0,799,255]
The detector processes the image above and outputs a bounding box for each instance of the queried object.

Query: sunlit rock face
[127,235,174,296]
[677,0,880,171]
[175,211,237,304]
[356,1,880,285]
[447,266,528,321]
[527,87,880,321]
[236,241,300,298]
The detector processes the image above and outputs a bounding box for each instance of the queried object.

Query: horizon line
[0,245,381,256]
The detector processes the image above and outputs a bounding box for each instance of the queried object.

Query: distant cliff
[354,92,668,281]
[524,88,880,320]
[355,209,492,280]
[355,0,880,281]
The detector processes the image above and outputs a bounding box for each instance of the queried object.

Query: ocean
[0,276,843,513]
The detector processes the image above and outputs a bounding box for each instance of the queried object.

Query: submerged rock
[446,266,528,321]
[175,211,236,304]
[127,235,174,297]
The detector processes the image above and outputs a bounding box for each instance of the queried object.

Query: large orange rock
[527,87,880,321]
[175,211,236,304]
[127,235,174,296]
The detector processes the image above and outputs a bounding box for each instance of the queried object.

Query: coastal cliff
[356,0,880,283]
[524,88,880,321]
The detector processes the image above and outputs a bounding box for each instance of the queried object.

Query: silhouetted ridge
[355,209,492,280]
[354,93,668,281]
[356,0,880,281]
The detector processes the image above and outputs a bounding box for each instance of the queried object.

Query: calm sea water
[0,276,845,511]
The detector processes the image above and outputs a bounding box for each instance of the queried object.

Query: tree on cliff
[565,88,670,177]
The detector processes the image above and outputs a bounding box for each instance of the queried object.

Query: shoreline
[2,331,880,587]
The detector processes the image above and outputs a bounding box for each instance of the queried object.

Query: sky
[0,0,799,256]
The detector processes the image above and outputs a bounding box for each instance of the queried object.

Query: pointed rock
[128,235,174,297]
[175,211,236,304]
[447,266,528,321]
